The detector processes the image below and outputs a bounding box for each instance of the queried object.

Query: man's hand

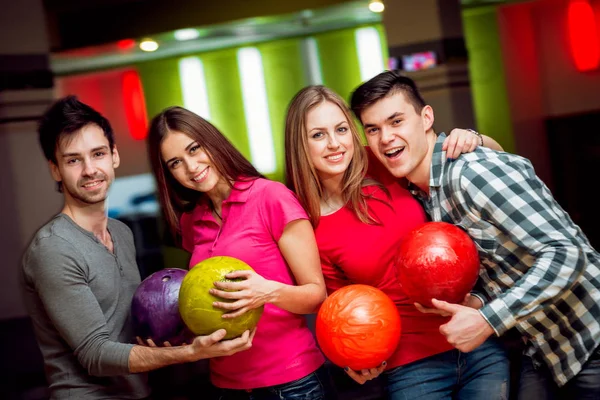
[344,361,387,385]
[415,293,483,316]
[430,299,494,352]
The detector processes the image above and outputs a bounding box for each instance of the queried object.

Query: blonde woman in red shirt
[284,85,509,399]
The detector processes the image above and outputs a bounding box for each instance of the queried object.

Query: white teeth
[385,147,404,156]
[83,181,101,188]
[326,153,343,161]
[193,168,208,182]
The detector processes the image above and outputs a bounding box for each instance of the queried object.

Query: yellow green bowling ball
[178,256,264,340]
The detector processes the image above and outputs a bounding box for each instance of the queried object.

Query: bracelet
[467,129,484,146]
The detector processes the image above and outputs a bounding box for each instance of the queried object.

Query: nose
[185,159,198,174]
[82,159,98,177]
[380,126,395,145]
[327,134,340,149]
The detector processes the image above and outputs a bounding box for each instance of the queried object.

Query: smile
[82,180,103,189]
[192,167,209,183]
[325,152,344,162]
[384,146,405,159]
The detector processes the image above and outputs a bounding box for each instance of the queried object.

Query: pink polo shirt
[180,178,325,389]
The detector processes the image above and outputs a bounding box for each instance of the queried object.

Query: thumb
[431,298,462,314]
[200,329,227,346]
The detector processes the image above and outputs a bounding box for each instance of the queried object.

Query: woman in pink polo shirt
[284,85,507,399]
[147,106,329,399]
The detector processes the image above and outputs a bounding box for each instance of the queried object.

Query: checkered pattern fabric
[410,133,600,386]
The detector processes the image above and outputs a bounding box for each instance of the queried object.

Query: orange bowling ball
[316,284,401,371]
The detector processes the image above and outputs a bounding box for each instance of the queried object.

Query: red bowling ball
[316,284,401,371]
[395,222,480,308]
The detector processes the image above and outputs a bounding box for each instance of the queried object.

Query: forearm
[128,344,195,373]
[481,135,503,151]
[268,281,326,314]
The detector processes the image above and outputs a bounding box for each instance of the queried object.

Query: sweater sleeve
[24,236,134,376]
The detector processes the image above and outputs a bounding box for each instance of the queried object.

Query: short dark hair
[350,70,427,121]
[38,95,115,165]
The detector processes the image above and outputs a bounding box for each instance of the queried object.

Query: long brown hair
[284,85,385,227]
[147,106,262,239]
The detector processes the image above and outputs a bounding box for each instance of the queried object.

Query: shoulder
[252,178,292,196]
[23,217,85,277]
[446,149,534,186]
[108,218,133,237]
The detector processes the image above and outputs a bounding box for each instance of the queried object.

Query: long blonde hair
[284,85,385,227]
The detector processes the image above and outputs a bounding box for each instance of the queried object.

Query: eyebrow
[308,120,348,132]
[61,145,110,158]
[164,141,197,164]
[363,112,404,128]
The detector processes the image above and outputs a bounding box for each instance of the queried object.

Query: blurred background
[1,0,599,398]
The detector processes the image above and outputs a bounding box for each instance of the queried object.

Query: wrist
[467,128,484,146]
[266,280,283,305]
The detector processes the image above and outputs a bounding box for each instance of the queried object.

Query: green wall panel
[200,49,251,161]
[136,58,184,120]
[463,7,515,153]
[258,38,307,182]
[317,28,363,104]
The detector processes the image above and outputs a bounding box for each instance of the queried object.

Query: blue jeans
[217,366,333,400]
[384,337,509,400]
[518,346,600,400]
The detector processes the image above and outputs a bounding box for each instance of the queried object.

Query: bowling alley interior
[2,0,600,399]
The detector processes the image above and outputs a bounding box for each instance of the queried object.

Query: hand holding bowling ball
[131,268,190,346]
[179,256,264,340]
[395,222,480,308]
[316,284,401,371]
[209,269,276,319]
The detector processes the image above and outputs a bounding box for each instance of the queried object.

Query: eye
[169,160,181,169]
[337,126,348,133]
[94,151,106,158]
[366,127,379,135]
[311,131,324,139]
[190,145,200,154]
[66,158,79,165]
[392,119,402,126]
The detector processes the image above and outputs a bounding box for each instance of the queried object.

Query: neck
[319,173,345,214]
[406,130,437,195]
[206,178,234,213]
[61,198,109,241]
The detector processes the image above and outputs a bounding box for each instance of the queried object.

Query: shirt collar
[408,132,447,198]
[193,178,257,221]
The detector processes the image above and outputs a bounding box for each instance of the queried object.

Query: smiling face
[50,123,119,206]
[160,130,223,194]
[361,91,434,180]
[305,101,355,182]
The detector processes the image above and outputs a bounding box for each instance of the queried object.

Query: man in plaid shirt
[351,71,600,398]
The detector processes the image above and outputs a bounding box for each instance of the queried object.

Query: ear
[111,145,121,169]
[421,105,435,132]
[49,160,62,183]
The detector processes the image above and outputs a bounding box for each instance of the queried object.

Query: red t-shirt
[314,183,453,369]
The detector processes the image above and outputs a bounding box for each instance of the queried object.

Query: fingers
[163,341,172,347]
[198,329,228,347]
[212,281,245,292]
[431,299,462,314]
[221,307,250,319]
[136,336,144,346]
[146,338,158,348]
[212,299,248,312]
[344,367,367,385]
[210,288,248,300]
[224,270,253,280]
[414,302,450,316]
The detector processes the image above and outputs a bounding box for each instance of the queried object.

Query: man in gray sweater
[21,96,255,399]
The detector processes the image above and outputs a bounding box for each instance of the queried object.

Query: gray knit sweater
[21,214,150,399]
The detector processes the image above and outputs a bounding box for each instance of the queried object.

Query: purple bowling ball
[131,268,189,345]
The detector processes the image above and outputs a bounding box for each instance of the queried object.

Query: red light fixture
[567,0,600,71]
[122,70,149,140]
[116,39,136,51]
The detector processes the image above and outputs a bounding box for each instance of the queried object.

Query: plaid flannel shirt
[410,133,600,386]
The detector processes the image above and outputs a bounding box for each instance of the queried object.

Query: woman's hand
[443,128,481,159]
[210,270,279,318]
[344,361,387,385]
